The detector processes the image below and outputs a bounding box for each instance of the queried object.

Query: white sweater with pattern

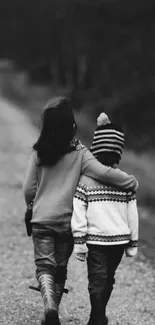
[71,175,139,253]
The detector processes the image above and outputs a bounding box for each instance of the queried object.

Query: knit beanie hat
[90,113,124,159]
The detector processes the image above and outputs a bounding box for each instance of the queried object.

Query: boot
[88,293,108,325]
[55,283,65,306]
[87,312,108,325]
[87,310,94,325]
[38,274,59,325]
[54,283,65,325]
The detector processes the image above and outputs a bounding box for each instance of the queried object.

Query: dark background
[0,0,155,151]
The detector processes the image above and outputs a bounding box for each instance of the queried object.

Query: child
[23,99,138,325]
[71,113,139,325]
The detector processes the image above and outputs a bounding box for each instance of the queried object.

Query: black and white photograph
[0,1,154,325]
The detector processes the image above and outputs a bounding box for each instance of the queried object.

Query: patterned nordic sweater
[71,174,139,251]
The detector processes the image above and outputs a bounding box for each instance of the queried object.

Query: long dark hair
[33,97,77,166]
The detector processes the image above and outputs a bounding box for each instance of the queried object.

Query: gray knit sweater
[23,142,138,226]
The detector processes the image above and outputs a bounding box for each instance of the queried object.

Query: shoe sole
[45,310,59,325]
[87,316,108,325]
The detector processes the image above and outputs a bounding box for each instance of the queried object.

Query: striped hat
[90,113,124,158]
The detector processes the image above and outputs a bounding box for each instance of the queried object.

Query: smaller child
[71,113,139,325]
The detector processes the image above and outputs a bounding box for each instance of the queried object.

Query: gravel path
[0,97,154,325]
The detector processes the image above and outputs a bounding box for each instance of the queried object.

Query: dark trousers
[32,223,74,285]
[87,244,125,324]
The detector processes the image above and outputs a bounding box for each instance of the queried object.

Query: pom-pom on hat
[97,112,111,126]
[90,113,124,158]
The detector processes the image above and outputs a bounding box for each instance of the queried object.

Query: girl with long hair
[23,97,138,325]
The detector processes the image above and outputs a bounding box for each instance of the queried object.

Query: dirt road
[0,97,154,325]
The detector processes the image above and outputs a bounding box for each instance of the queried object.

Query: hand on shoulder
[74,139,85,151]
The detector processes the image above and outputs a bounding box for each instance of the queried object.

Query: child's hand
[74,243,88,262]
[125,246,138,257]
[76,253,87,262]
[25,204,33,237]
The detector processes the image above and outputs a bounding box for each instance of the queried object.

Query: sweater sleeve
[126,192,139,247]
[71,182,88,246]
[22,151,38,205]
[81,148,138,191]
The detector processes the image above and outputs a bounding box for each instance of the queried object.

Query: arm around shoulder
[81,148,138,191]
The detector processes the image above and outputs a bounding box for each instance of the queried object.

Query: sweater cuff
[127,240,138,247]
[74,235,87,245]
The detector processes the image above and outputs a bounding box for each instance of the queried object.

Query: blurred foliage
[0,0,155,151]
